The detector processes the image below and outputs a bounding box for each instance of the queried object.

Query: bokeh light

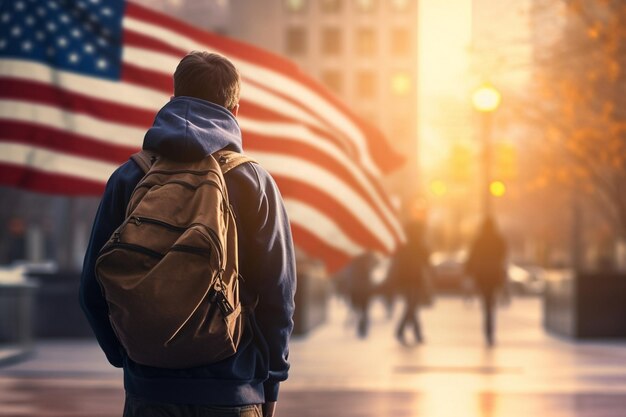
[472,84,501,112]
[429,180,448,197]
[489,180,506,197]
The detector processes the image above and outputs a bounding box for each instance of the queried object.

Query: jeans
[123,394,262,417]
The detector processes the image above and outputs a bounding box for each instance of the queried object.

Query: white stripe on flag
[284,199,363,256]
[0,96,398,245]
[0,99,146,148]
[0,142,118,181]
[123,15,382,176]
[122,46,350,147]
[246,151,396,251]
[0,141,363,257]
[239,116,404,238]
[0,59,169,110]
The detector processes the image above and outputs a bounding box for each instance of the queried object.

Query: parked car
[508,263,546,295]
[430,251,469,294]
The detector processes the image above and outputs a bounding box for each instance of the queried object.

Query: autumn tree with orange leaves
[519,0,626,245]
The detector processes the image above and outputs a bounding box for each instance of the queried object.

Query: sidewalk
[1,297,626,416]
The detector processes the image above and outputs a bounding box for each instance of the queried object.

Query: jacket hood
[142,96,242,162]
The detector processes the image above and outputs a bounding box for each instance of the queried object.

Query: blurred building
[228,0,419,206]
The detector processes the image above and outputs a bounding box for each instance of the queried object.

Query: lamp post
[472,84,501,217]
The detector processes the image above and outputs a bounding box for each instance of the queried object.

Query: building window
[284,0,307,12]
[321,0,343,13]
[321,70,343,94]
[322,27,342,55]
[390,0,412,12]
[391,71,411,96]
[354,0,376,12]
[356,71,376,98]
[391,28,410,56]
[286,27,307,55]
[356,28,376,56]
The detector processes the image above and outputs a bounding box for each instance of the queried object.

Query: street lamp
[472,85,501,112]
[472,84,501,216]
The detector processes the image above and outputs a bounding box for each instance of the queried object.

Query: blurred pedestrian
[391,220,432,345]
[349,252,378,338]
[376,263,397,319]
[4,217,27,264]
[465,217,508,346]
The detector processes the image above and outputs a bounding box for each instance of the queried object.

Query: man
[392,219,431,345]
[348,252,377,338]
[80,51,296,417]
[465,216,507,346]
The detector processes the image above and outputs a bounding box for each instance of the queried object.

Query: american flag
[0,0,405,272]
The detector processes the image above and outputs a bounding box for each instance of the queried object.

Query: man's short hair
[173,51,240,110]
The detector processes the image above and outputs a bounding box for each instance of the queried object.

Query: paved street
[2,297,626,416]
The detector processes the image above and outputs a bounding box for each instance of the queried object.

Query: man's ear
[230,104,239,117]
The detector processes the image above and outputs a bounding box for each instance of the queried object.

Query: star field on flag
[0,0,123,79]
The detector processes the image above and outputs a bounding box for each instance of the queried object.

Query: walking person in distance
[465,216,508,346]
[392,220,432,345]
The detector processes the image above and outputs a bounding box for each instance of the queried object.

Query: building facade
[228,0,419,205]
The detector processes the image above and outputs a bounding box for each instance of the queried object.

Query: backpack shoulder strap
[130,150,158,174]
[214,150,257,175]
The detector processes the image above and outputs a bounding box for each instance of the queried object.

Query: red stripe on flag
[0,121,137,163]
[124,28,184,57]
[0,78,155,128]
[242,77,359,158]
[0,115,394,250]
[272,176,388,253]
[290,223,351,273]
[120,63,360,161]
[1,77,400,243]
[125,1,402,173]
[122,63,171,94]
[0,163,105,195]
[245,133,402,242]
[125,2,301,81]
[1,78,396,238]
[123,29,360,159]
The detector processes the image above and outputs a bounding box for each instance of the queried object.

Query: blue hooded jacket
[79,97,296,406]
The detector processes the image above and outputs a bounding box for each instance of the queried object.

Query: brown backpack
[95,149,254,369]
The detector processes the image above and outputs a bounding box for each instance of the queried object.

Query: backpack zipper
[130,216,187,232]
[129,217,223,264]
[142,168,222,178]
[209,268,235,317]
[100,242,164,259]
[135,179,223,193]
[170,244,212,259]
